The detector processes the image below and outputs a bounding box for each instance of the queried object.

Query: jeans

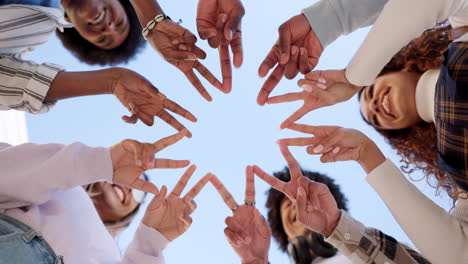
[0,0,61,8]
[0,214,63,264]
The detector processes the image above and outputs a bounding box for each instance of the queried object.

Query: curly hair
[56,0,146,66]
[265,167,348,252]
[359,22,465,200]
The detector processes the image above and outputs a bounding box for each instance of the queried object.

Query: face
[280,198,309,240]
[359,71,423,130]
[63,0,130,50]
[85,182,140,222]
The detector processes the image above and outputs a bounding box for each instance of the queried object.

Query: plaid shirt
[435,41,468,191]
[326,211,431,264]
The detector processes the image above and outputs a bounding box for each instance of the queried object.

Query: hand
[298,69,362,92]
[148,20,223,101]
[142,165,212,241]
[279,124,385,173]
[266,71,360,129]
[257,14,323,105]
[110,130,190,194]
[111,68,197,136]
[197,0,245,92]
[210,166,271,264]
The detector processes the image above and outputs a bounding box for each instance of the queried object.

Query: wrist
[107,67,126,94]
[323,209,341,237]
[358,141,386,173]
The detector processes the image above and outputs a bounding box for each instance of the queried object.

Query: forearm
[0,142,112,209]
[367,160,468,263]
[358,141,386,174]
[302,0,388,48]
[129,0,164,27]
[326,210,430,264]
[45,68,120,101]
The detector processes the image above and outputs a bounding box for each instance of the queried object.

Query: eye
[116,18,124,27]
[373,114,381,127]
[368,84,375,99]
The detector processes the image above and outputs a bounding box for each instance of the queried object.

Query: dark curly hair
[265,167,348,252]
[358,22,466,200]
[56,0,145,66]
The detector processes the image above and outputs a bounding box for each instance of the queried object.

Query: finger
[230,30,243,68]
[153,159,190,169]
[257,65,285,106]
[258,46,280,77]
[244,166,255,204]
[299,48,313,74]
[129,104,154,126]
[130,178,159,195]
[224,227,243,247]
[171,165,197,197]
[184,173,212,199]
[218,44,232,93]
[225,216,250,243]
[179,213,193,228]
[224,4,244,41]
[156,21,197,43]
[252,165,286,192]
[147,185,168,211]
[194,61,223,91]
[287,123,316,134]
[184,70,213,102]
[183,196,197,215]
[216,13,228,42]
[122,114,138,124]
[278,22,292,64]
[158,109,193,138]
[164,99,198,122]
[266,92,303,104]
[140,143,157,169]
[277,137,319,147]
[207,35,220,48]
[192,46,207,60]
[153,129,188,151]
[172,35,198,45]
[284,46,300,79]
[209,174,238,210]
[296,185,308,223]
[279,143,302,179]
[254,209,271,238]
[198,26,217,41]
[308,128,342,154]
[280,106,310,130]
[163,49,199,61]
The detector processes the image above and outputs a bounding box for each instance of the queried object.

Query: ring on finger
[244,200,256,207]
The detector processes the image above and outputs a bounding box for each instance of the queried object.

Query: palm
[231,206,271,261]
[146,196,188,241]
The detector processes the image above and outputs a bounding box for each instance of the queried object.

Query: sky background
[13,0,453,262]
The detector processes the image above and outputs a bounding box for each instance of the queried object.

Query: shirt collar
[415,69,439,123]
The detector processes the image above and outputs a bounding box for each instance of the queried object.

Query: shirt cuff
[72,144,113,185]
[325,210,365,250]
[125,223,170,260]
[26,62,64,114]
[302,0,343,48]
[365,158,401,191]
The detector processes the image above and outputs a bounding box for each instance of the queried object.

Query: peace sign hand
[210,166,271,264]
[279,124,386,173]
[110,130,190,194]
[142,165,212,241]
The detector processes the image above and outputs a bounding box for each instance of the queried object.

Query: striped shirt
[0,4,71,114]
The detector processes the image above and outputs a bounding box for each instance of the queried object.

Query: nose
[100,20,115,32]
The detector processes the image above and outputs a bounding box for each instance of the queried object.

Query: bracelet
[142,14,171,39]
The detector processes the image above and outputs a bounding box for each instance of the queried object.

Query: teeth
[112,185,125,202]
[91,10,105,25]
[382,94,391,115]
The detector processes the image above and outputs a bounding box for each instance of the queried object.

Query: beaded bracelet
[142,13,170,39]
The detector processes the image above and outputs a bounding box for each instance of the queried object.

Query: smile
[90,9,105,25]
[381,89,395,119]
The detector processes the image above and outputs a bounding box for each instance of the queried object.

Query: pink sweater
[0,142,169,264]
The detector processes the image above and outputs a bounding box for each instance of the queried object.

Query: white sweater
[346,0,468,86]
[0,142,169,264]
[367,159,468,264]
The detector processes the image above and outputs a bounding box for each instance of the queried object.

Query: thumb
[147,186,168,211]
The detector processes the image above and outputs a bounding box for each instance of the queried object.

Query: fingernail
[186,54,197,61]
[172,40,179,45]
[136,160,142,167]
[300,48,305,56]
[302,84,313,92]
[291,47,298,56]
[332,147,340,154]
[318,77,327,84]
[221,14,228,23]
[307,205,314,212]
[317,83,327,90]
[313,144,324,153]
[280,53,287,63]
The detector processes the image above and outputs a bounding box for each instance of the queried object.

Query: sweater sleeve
[301,0,389,48]
[345,0,461,86]
[366,159,468,264]
[326,210,431,264]
[123,223,170,264]
[0,142,113,209]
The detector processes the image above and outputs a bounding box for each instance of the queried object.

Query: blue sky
[22,0,453,262]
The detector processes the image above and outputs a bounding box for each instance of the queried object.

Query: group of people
[0,0,467,263]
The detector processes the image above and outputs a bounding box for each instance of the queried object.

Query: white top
[367,159,468,264]
[346,0,468,86]
[0,142,169,264]
[415,69,438,123]
[313,254,351,263]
